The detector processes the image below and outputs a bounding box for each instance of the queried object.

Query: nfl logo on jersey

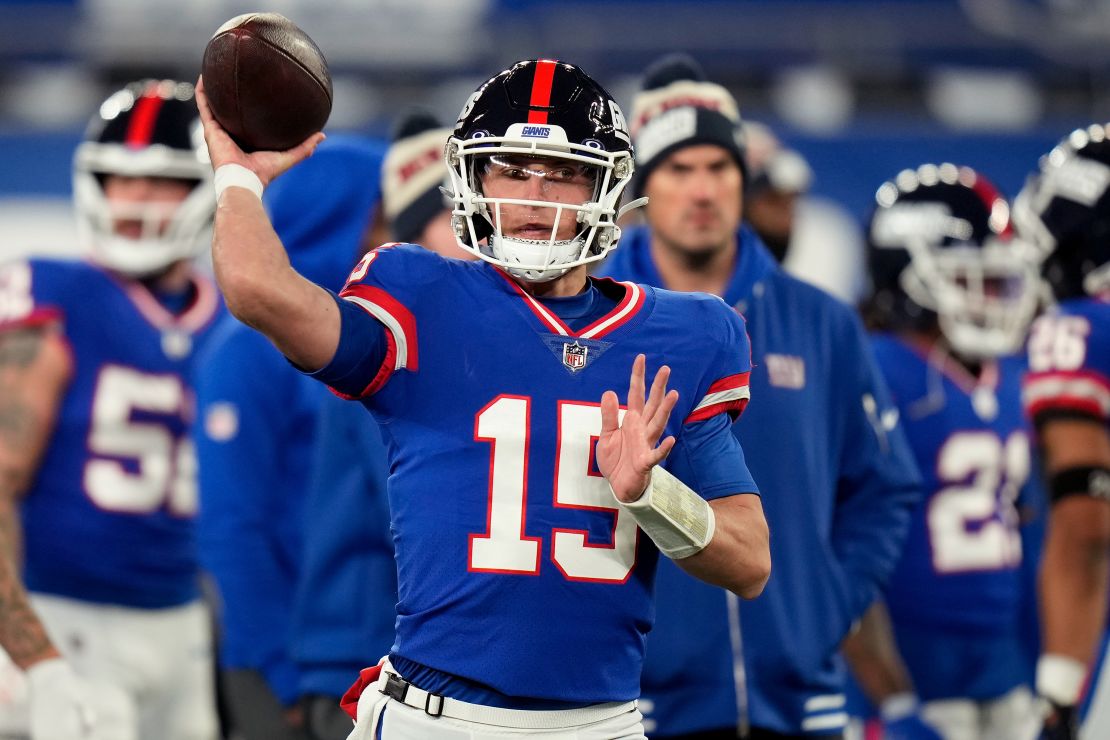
[563,341,588,372]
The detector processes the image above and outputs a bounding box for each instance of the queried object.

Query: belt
[374,662,636,730]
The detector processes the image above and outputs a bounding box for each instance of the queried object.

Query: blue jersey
[1024,297,1110,428]
[600,226,921,735]
[872,334,1037,701]
[315,243,758,704]
[0,258,223,608]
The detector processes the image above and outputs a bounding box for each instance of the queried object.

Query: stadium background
[0,0,1108,264]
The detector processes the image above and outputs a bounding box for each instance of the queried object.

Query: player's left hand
[598,354,679,503]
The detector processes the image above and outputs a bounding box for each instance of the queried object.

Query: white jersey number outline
[83,364,197,516]
[469,396,639,583]
[928,430,1029,573]
[1028,314,1090,372]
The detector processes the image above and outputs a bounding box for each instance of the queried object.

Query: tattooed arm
[0,325,72,669]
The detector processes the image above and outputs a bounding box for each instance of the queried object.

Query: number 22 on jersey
[469,396,640,584]
[929,430,1029,573]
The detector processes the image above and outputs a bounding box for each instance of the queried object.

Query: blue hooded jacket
[599,225,921,735]
[196,135,386,704]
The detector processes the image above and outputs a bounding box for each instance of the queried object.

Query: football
[201,12,332,152]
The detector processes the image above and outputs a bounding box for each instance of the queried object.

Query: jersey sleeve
[684,301,752,425]
[1023,306,1110,424]
[0,260,65,331]
[666,413,759,501]
[311,243,442,399]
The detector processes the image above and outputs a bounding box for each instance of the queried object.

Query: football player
[0,79,222,739]
[195,133,385,740]
[1014,124,1110,740]
[598,54,921,740]
[854,163,1045,739]
[197,58,771,739]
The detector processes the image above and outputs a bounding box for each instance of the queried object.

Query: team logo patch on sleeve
[204,402,240,441]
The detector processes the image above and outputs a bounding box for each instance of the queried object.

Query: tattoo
[0,556,53,667]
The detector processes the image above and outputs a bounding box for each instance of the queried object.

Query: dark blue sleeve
[667,413,759,501]
[306,290,390,398]
[196,327,302,704]
[831,316,923,623]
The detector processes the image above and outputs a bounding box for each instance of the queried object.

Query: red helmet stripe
[125,93,166,148]
[969,173,1013,237]
[527,59,557,124]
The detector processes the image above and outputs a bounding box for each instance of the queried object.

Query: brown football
[201,13,332,152]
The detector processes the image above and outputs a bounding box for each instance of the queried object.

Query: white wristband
[1037,654,1088,705]
[879,692,920,722]
[214,163,264,201]
[615,466,715,560]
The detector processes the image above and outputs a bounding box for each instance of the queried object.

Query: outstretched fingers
[600,390,621,435]
[627,354,646,414]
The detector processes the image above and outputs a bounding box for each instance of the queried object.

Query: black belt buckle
[382,672,409,703]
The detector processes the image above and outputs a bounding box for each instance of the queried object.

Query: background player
[855,163,1044,739]
[1014,124,1110,740]
[291,110,461,740]
[197,58,771,739]
[600,53,921,739]
[196,133,385,740]
[0,79,221,739]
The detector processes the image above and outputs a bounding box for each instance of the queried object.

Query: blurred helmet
[73,79,214,278]
[445,59,636,282]
[1012,123,1110,300]
[866,163,1043,359]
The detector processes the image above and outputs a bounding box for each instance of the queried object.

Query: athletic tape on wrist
[616,466,714,560]
[1037,654,1087,705]
[214,163,264,201]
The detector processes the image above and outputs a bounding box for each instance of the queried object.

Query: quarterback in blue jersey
[197,59,771,740]
[599,55,921,739]
[854,164,1045,738]
[0,80,222,739]
[196,134,384,740]
[1014,125,1110,740]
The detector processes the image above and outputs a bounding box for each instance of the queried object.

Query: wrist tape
[616,466,715,560]
[214,163,264,201]
[1037,654,1087,705]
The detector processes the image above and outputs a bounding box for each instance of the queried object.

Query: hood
[264,134,387,292]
